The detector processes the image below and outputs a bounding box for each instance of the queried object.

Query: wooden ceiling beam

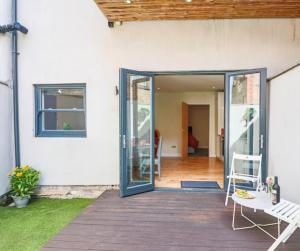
[95,0,300,22]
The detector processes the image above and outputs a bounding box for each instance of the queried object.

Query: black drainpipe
[0,0,28,167]
[12,0,21,167]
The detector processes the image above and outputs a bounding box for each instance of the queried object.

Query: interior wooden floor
[155,157,224,189]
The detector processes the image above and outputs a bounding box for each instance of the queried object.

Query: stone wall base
[35,185,119,199]
[0,192,12,206]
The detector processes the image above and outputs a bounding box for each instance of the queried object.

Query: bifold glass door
[120,69,155,197]
[224,69,267,190]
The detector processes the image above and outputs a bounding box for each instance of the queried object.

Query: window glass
[35,85,86,137]
[42,88,84,109]
[43,112,85,131]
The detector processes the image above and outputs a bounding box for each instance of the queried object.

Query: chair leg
[268,224,297,251]
[282,225,297,243]
[233,178,236,193]
[158,161,161,179]
[225,177,232,206]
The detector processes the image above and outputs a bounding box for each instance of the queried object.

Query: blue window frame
[35,84,86,137]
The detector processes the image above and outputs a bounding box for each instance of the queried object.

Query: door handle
[260,134,264,149]
[122,135,126,149]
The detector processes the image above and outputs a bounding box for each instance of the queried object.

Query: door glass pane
[229,73,260,186]
[126,74,152,188]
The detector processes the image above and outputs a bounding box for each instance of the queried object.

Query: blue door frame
[119,69,155,197]
[120,68,268,197]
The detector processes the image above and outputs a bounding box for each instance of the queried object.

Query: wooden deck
[42,190,300,251]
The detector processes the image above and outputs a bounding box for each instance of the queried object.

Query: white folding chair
[155,136,163,178]
[140,136,163,178]
[265,200,300,251]
[225,152,262,206]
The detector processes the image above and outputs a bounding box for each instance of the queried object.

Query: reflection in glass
[42,88,84,110]
[126,75,152,188]
[40,87,86,131]
[229,73,260,186]
[43,112,85,131]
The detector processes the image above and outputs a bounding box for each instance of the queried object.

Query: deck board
[42,190,300,251]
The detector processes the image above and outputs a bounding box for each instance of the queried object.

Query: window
[35,84,86,137]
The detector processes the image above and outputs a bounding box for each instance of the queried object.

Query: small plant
[241,108,257,127]
[266,176,274,194]
[8,166,40,201]
[63,122,72,130]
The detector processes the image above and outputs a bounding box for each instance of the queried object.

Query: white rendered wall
[269,66,300,204]
[17,0,300,186]
[155,92,217,157]
[0,0,14,195]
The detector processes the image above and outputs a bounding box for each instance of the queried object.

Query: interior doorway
[154,74,225,189]
[187,104,210,157]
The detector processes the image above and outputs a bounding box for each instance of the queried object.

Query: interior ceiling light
[212,86,216,89]
[125,0,132,3]
[185,0,192,2]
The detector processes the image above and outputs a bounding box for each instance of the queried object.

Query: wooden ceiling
[95,0,300,22]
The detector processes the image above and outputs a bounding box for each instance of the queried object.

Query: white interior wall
[15,0,300,185]
[269,66,300,204]
[0,0,15,196]
[155,92,217,157]
[217,92,225,135]
[215,92,224,158]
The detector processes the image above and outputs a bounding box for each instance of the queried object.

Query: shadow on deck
[42,190,300,251]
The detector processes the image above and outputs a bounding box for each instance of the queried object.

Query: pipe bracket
[0,22,28,34]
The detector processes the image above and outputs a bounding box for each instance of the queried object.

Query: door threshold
[154,187,225,193]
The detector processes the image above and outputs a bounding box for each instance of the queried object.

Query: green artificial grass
[0,198,93,251]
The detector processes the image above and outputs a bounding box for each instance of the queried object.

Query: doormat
[181,181,220,189]
[189,148,209,157]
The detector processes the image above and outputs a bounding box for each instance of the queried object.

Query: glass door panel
[225,69,267,190]
[120,69,154,197]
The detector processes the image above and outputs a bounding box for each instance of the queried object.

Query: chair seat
[265,199,300,225]
[227,174,259,183]
[264,199,300,251]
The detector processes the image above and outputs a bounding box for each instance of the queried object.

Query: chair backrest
[157,136,163,160]
[233,153,262,162]
[230,152,262,181]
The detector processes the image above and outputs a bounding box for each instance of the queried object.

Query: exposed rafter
[95,0,300,22]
